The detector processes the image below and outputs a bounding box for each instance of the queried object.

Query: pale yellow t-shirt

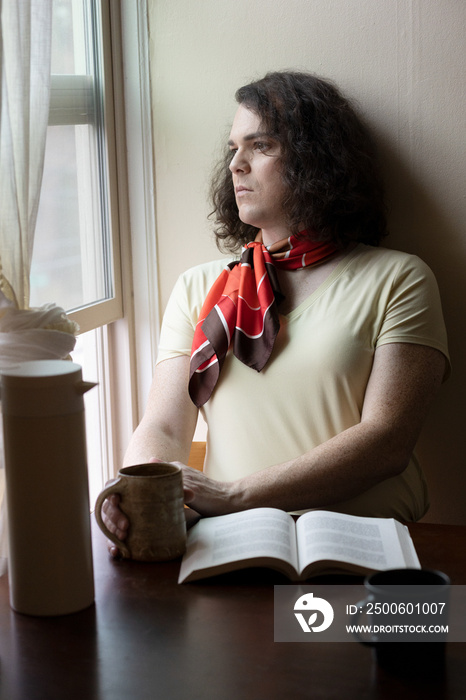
[156,244,450,521]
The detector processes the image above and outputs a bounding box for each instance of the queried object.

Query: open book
[178,507,420,583]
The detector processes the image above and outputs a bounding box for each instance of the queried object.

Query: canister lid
[0,360,96,416]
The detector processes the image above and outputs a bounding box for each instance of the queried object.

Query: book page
[295,511,420,574]
[178,508,298,582]
[393,519,421,567]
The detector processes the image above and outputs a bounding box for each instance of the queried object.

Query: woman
[103,72,449,549]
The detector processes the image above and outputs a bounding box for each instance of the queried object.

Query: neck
[260,226,293,248]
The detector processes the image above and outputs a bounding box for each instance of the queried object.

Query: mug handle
[351,596,376,646]
[94,478,131,558]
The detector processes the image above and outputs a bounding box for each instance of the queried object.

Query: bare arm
[102,355,198,547]
[182,343,446,515]
[123,355,198,467]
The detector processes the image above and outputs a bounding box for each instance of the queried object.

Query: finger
[101,496,129,539]
[102,493,121,515]
[107,542,123,560]
[183,486,195,504]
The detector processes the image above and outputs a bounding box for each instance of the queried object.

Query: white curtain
[0,0,52,308]
[0,0,77,575]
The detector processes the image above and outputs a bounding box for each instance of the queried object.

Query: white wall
[148,0,466,524]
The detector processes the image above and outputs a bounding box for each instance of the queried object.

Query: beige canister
[0,360,96,616]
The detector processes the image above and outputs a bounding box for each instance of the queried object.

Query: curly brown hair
[210,71,387,252]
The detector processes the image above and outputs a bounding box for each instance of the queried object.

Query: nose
[229,149,250,174]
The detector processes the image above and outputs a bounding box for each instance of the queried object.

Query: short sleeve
[156,274,195,364]
[156,259,233,365]
[376,255,450,377]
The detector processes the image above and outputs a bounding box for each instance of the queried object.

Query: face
[228,105,289,242]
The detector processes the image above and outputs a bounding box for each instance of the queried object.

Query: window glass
[29,0,124,502]
[50,0,76,74]
[30,0,114,314]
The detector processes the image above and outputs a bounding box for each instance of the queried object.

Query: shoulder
[180,257,237,283]
[158,257,237,358]
[350,244,437,285]
[167,257,238,317]
[173,257,237,299]
[353,244,429,268]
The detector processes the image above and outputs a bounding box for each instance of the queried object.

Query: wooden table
[0,520,465,700]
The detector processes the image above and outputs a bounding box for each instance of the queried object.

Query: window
[30,0,122,334]
[29,0,159,503]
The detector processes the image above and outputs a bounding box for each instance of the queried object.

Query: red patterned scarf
[188,232,338,407]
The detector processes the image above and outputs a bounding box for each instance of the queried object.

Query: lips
[235,186,252,196]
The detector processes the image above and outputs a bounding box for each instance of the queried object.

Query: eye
[254,141,269,152]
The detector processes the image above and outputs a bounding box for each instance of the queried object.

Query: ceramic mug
[94,463,186,561]
[351,568,450,677]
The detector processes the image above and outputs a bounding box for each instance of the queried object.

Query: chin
[238,209,261,228]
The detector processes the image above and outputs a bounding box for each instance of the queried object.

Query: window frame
[39,0,123,334]
[109,0,161,424]
[41,0,159,489]
[67,0,123,334]
[85,0,160,478]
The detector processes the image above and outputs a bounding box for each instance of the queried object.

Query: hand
[177,462,238,517]
[148,457,237,516]
[101,492,129,558]
[148,456,236,516]
[100,458,237,559]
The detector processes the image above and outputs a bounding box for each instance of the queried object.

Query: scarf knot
[188,232,337,407]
